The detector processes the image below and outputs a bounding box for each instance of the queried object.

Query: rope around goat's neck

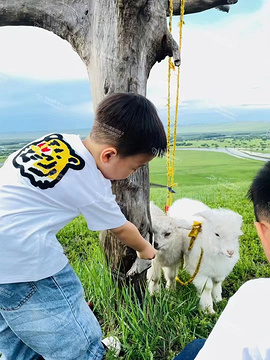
[175,221,203,286]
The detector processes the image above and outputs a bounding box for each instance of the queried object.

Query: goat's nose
[227,250,234,257]
[154,241,159,249]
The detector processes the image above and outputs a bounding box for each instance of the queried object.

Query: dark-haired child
[0,93,167,360]
[173,162,270,360]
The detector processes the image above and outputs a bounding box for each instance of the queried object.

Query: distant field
[150,150,261,187]
[0,156,7,164]
[177,121,270,135]
[176,138,270,152]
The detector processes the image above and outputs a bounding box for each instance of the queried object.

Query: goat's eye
[164,232,171,237]
[215,233,220,237]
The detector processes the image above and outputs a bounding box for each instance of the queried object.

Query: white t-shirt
[195,278,270,360]
[0,133,126,284]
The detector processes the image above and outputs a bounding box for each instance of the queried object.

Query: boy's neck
[82,136,104,165]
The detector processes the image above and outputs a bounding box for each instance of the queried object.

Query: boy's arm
[110,221,156,260]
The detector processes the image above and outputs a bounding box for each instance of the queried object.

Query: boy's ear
[100,147,118,163]
[254,221,270,262]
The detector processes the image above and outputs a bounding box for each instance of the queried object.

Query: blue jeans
[173,339,206,360]
[0,263,105,360]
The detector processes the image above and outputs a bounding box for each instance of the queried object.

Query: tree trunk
[0,0,237,283]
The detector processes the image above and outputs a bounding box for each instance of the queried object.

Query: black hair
[90,92,167,157]
[247,161,270,222]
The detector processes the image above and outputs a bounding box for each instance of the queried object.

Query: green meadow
[0,148,269,359]
[150,150,261,188]
[55,150,270,359]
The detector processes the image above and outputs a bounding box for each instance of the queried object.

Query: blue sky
[186,0,264,24]
[0,0,269,133]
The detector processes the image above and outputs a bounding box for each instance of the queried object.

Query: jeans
[0,263,105,360]
[173,339,206,360]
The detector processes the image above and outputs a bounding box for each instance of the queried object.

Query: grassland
[0,134,269,358]
[55,150,269,359]
[150,150,261,189]
[176,136,270,153]
[177,121,270,135]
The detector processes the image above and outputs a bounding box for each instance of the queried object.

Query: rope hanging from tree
[165,0,185,213]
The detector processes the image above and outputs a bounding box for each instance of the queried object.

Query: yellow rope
[175,248,204,286]
[187,221,202,250]
[166,0,174,212]
[166,0,185,211]
[175,221,203,286]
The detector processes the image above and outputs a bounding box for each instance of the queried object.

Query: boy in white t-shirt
[0,93,167,360]
[173,162,270,360]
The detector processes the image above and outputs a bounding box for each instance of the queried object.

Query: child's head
[248,162,270,261]
[88,93,167,180]
[91,92,166,157]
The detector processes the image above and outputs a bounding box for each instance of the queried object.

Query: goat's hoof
[214,296,222,303]
[202,305,215,314]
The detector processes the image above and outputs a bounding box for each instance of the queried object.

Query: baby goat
[148,199,243,313]
[147,202,191,295]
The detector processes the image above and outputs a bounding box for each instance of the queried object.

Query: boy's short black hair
[247,162,270,222]
[90,92,167,157]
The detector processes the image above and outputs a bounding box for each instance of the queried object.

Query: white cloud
[0,2,269,114]
[0,26,88,81]
[147,0,270,111]
[68,101,94,115]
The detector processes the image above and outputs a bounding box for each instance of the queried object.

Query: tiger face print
[13,134,85,189]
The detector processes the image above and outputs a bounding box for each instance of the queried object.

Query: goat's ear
[174,218,192,230]
[193,210,212,220]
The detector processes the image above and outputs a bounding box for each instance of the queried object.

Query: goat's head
[194,209,243,258]
[151,215,191,252]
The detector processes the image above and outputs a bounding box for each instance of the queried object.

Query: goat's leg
[212,279,223,302]
[193,276,215,313]
[147,259,162,295]
[163,264,179,289]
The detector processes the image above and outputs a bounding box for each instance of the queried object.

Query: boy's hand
[111,221,156,259]
[137,241,156,260]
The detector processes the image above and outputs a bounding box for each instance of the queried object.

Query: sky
[0,0,269,133]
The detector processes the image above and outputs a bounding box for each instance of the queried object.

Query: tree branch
[168,0,238,15]
[156,32,181,66]
[0,0,89,47]
[216,5,230,13]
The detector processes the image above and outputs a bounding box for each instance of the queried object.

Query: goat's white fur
[147,199,243,313]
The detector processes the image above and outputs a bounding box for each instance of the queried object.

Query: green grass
[177,121,270,135]
[150,150,261,188]
[56,150,270,359]
[0,146,268,358]
[176,138,270,152]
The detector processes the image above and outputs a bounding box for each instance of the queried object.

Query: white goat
[168,198,243,313]
[147,202,191,295]
[148,199,243,313]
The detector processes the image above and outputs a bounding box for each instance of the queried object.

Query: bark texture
[0,0,237,280]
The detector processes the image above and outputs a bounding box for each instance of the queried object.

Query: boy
[174,162,270,360]
[0,92,167,359]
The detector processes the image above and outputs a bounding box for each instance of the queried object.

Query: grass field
[0,149,268,358]
[55,150,269,359]
[176,138,270,152]
[177,121,270,135]
[150,150,261,188]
